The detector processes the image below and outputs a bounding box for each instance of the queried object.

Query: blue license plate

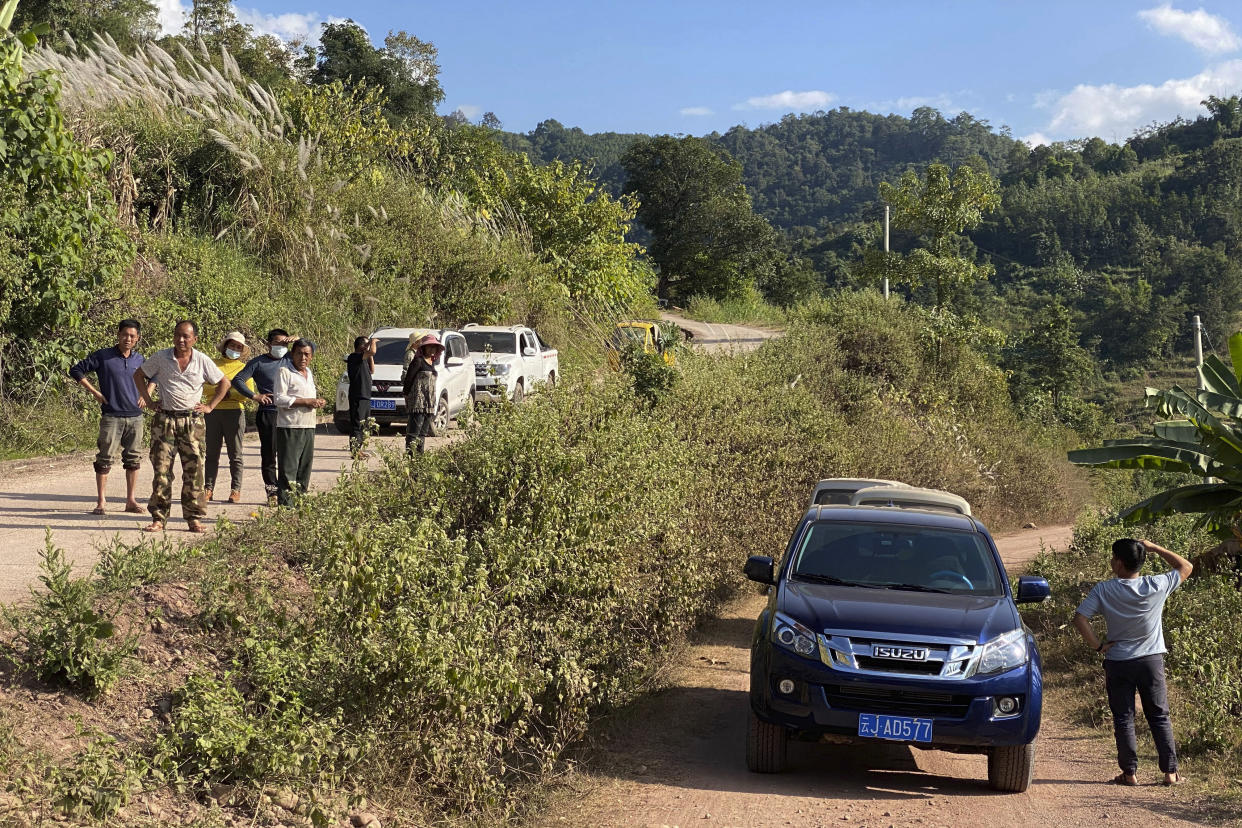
[858,713,933,743]
[371,398,397,411]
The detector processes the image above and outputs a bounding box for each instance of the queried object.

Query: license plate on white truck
[858,713,933,742]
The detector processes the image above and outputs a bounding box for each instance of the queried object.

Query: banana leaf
[1230,332,1242,386]
[1197,389,1242,420]
[1152,420,1200,443]
[1150,385,1242,457]
[1119,483,1242,525]
[1069,440,1212,475]
[1199,354,1242,398]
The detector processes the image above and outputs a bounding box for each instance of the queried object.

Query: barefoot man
[69,319,146,515]
[1074,538,1193,787]
[133,320,230,533]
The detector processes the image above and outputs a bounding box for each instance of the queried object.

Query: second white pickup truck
[464,324,559,403]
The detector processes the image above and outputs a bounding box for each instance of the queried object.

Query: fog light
[997,696,1018,715]
[778,679,796,695]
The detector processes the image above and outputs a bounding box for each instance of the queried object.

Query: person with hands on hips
[1073,538,1193,787]
[273,338,324,506]
[132,320,229,533]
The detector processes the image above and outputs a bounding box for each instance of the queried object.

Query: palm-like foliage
[1068,333,1242,534]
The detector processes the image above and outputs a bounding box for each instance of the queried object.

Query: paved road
[0,426,429,604]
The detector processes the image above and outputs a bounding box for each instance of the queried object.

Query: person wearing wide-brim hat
[202,330,254,503]
[401,332,444,454]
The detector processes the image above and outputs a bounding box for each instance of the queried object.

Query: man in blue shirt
[1074,538,1193,787]
[69,319,146,515]
[231,329,291,506]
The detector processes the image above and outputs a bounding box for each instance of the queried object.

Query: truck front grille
[822,684,972,718]
[819,629,980,681]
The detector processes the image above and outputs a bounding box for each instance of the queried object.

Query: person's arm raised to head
[1140,539,1193,581]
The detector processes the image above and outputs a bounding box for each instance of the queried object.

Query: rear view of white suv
[334,327,475,436]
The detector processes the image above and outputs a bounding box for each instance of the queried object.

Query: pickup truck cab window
[465,331,517,354]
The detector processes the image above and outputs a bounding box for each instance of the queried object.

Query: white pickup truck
[463,324,559,403]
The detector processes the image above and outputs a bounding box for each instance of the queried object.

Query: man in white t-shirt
[133,320,230,533]
[1074,538,1193,787]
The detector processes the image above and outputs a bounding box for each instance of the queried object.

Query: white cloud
[455,104,482,119]
[1021,132,1053,147]
[1138,3,1241,54]
[1037,59,1242,140]
[680,106,713,116]
[893,94,953,111]
[736,90,835,111]
[156,1,342,44]
[155,0,187,36]
[235,8,341,43]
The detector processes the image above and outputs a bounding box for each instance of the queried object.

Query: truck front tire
[988,741,1035,792]
[746,709,787,773]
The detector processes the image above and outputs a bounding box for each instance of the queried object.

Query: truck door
[521,330,540,383]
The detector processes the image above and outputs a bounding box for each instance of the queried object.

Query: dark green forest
[507,102,1242,383]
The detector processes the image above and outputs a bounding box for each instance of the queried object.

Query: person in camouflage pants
[148,412,208,525]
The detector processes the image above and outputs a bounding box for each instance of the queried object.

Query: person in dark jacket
[344,335,377,456]
[402,333,443,454]
[70,319,146,515]
[231,329,291,506]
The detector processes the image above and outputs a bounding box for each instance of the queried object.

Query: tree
[1003,301,1094,406]
[480,111,501,130]
[622,135,799,302]
[311,21,443,123]
[13,0,158,52]
[1069,338,1242,535]
[184,0,232,41]
[863,162,1000,309]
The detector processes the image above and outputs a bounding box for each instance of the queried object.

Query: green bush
[50,729,144,821]
[141,293,1070,816]
[5,536,137,697]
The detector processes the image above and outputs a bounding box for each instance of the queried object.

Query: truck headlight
[973,629,1028,676]
[492,364,511,375]
[773,612,819,658]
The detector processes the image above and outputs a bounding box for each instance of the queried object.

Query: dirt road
[539,524,1214,828]
[660,313,779,354]
[0,427,426,604]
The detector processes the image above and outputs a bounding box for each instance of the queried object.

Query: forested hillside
[509,102,1242,386]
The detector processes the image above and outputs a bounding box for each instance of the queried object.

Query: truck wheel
[513,380,525,403]
[547,371,556,388]
[746,709,787,773]
[988,742,1035,792]
[429,396,449,437]
[333,416,350,435]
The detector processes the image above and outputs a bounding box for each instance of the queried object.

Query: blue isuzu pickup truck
[744,483,1050,792]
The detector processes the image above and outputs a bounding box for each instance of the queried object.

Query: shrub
[5,535,137,697]
[50,729,144,821]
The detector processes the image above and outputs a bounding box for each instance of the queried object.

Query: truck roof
[461,324,527,333]
[805,505,982,533]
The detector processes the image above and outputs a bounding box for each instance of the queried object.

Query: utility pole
[883,205,890,300]
[1193,314,1204,390]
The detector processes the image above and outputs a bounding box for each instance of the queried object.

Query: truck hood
[780,581,1020,644]
[470,352,519,365]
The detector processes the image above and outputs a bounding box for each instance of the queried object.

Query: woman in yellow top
[202,331,254,503]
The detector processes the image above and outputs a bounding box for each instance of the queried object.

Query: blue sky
[156,1,1242,144]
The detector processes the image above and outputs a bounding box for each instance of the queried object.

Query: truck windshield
[374,338,411,365]
[791,521,1002,596]
[465,332,518,354]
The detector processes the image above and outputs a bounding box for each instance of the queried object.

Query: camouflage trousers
[148,411,207,524]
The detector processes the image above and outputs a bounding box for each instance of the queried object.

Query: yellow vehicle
[607,321,676,370]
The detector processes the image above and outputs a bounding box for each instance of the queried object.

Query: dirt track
[538,525,1217,828]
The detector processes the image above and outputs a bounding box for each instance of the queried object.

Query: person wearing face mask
[231,328,292,506]
[202,331,253,504]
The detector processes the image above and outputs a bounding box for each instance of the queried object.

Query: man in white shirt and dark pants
[133,320,230,533]
[274,338,325,506]
[1074,538,1193,786]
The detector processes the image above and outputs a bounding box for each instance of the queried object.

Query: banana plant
[1068,332,1242,534]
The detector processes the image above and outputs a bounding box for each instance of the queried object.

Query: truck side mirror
[1015,576,1050,604]
[523,346,536,357]
[744,555,775,585]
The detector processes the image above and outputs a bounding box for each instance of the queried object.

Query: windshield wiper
[883,583,952,594]
[794,573,877,588]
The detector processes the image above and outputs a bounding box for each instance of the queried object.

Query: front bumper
[751,641,1041,749]
[473,377,510,402]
